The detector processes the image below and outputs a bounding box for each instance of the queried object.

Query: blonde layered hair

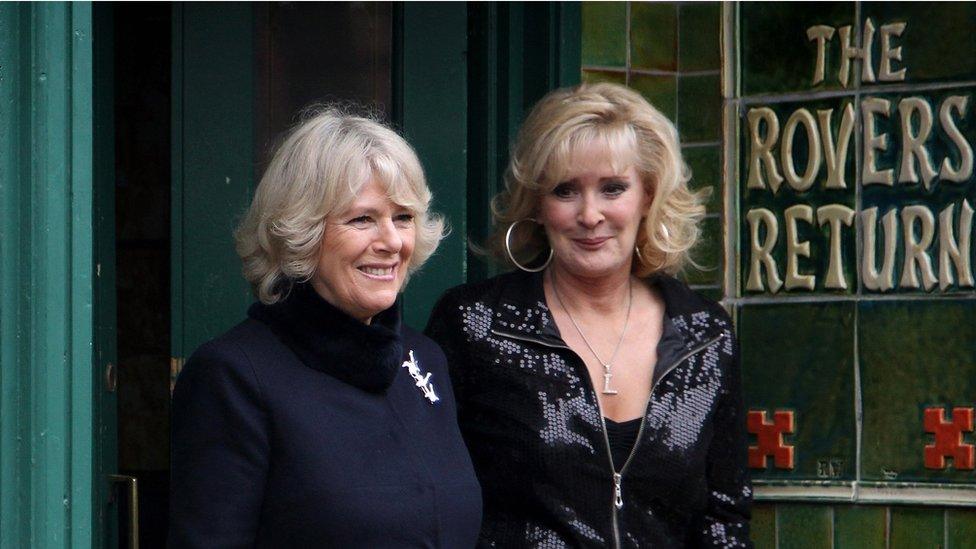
[489,82,706,276]
[236,107,445,304]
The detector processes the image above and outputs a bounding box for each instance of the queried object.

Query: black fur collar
[248,283,403,393]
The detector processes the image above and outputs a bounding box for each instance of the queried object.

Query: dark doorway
[111,3,395,546]
[113,4,172,548]
[253,2,393,165]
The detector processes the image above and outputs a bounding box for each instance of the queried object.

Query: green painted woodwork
[395,3,468,331]
[401,2,581,329]
[466,3,582,284]
[0,3,96,547]
[171,4,256,359]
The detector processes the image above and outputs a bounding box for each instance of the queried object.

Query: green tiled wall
[582,1,724,293]
[583,1,976,546]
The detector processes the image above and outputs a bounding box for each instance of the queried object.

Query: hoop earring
[634,245,645,264]
[505,218,553,273]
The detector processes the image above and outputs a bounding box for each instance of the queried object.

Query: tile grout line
[681,140,723,148]
[674,2,681,133]
[854,302,863,493]
[830,505,836,549]
[727,292,976,305]
[738,79,976,106]
[944,508,949,549]
[853,0,864,501]
[721,1,738,304]
[624,1,632,87]
[885,506,891,549]
[634,68,721,77]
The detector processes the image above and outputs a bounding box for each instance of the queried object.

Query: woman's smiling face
[538,139,651,280]
[312,176,416,323]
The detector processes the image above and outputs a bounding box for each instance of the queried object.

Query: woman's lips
[358,264,398,281]
[573,237,610,249]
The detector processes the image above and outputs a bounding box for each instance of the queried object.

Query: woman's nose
[375,218,403,253]
[577,195,604,228]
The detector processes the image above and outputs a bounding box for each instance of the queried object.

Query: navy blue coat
[169,283,482,548]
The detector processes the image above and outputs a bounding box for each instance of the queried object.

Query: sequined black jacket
[425,270,752,548]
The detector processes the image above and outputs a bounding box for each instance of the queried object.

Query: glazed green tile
[630,73,677,120]
[889,507,944,549]
[738,96,857,295]
[861,3,976,85]
[738,302,856,481]
[834,505,887,549]
[677,73,721,142]
[582,1,627,67]
[947,508,976,548]
[581,70,627,86]
[678,2,720,72]
[683,216,722,286]
[685,145,722,212]
[740,2,856,95]
[859,87,976,295]
[630,1,677,71]
[860,300,976,483]
[750,504,776,549]
[778,504,831,549]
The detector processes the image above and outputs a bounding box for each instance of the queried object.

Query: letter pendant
[602,371,619,395]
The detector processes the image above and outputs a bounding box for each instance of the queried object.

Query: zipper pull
[613,472,623,509]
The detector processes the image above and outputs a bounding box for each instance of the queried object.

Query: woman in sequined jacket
[426,83,752,548]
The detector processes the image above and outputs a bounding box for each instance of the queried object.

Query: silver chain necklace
[550,269,633,395]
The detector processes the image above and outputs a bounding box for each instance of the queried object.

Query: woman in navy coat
[168,108,482,547]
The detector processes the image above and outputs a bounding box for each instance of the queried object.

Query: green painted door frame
[0,3,102,548]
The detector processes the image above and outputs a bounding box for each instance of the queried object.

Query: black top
[169,283,482,548]
[605,417,643,471]
[426,270,752,548]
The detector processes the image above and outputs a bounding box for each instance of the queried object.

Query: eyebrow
[342,204,412,217]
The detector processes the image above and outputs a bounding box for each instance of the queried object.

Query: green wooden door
[170,3,256,365]
[170,4,471,360]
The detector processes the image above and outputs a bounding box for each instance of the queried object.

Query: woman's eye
[348,215,372,227]
[603,182,629,197]
[552,183,576,198]
[394,213,415,226]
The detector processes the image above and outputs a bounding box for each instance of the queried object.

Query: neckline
[248,283,404,393]
[604,416,644,427]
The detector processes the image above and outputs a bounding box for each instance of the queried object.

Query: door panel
[171,4,256,361]
[172,3,400,357]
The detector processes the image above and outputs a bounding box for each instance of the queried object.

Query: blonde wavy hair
[236,107,445,304]
[488,82,706,276]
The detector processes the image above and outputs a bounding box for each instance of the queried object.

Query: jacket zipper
[491,328,723,549]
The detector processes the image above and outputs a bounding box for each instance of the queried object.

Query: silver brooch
[401,350,439,404]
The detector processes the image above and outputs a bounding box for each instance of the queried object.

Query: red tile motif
[747,410,795,469]
[923,407,975,470]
